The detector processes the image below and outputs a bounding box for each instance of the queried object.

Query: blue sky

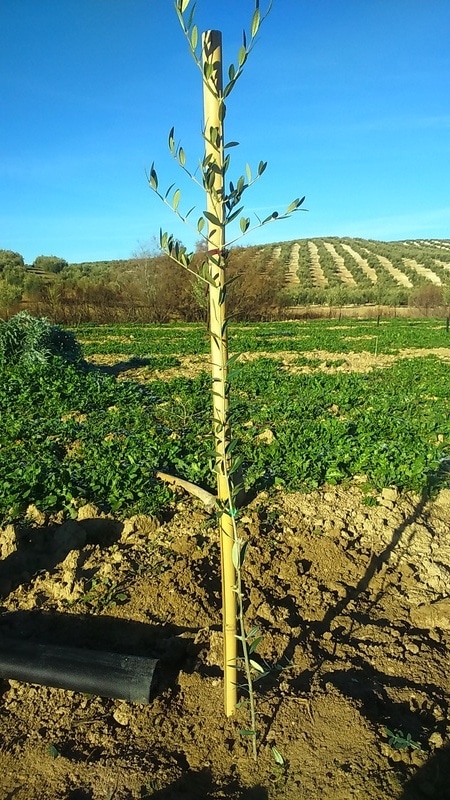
[1,0,449,264]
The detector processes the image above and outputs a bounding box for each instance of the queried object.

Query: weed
[46,744,60,759]
[296,355,322,368]
[140,778,165,797]
[270,745,288,785]
[74,577,130,611]
[385,728,424,752]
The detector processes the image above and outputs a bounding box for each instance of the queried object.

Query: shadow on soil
[142,770,268,800]
[63,772,268,800]
[399,743,450,800]
[0,515,124,599]
[255,492,448,755]
[91,356,181,377]
[93,356,156,377]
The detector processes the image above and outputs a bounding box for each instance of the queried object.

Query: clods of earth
[0,483,449,799]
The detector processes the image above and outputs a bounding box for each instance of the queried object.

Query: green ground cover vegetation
[78,317,450,356]
[1,317,449,524]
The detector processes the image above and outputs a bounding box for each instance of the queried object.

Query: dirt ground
[1,479,449,800]
[88,346,450,382]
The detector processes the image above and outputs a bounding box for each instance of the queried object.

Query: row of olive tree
[2,247,450,322]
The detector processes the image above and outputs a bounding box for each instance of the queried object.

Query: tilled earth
[0,483,449,799]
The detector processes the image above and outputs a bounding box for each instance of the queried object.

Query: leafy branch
[175,0,274,101]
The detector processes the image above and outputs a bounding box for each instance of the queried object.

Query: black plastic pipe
[0,636,158,703]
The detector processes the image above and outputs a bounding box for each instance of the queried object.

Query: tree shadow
[399,743,450,800]
[254,491,450,753]
[141,769,268,800]
[92,356,157,377]
[89,356,182,378]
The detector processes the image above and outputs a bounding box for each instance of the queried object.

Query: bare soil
[1,480,450,800]
[88,346,450,382]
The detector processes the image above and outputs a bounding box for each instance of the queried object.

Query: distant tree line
[1,244,449,323]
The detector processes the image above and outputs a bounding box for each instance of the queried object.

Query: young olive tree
[149,0,305,731]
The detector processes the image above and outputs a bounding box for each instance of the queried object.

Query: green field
[1,318,449,523]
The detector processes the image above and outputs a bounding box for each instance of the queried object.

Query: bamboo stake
[202,30,237,716]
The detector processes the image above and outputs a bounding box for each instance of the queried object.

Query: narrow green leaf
[226,353,241,368]
[239,540,248,566]
[228,63,236,82]
[179,0,191,12]
[251,8,261,37]
[225,141,240,148]
[174,4,185,29]
[262,211,279,224]
[238,45,247,67]
[258,160,267,176]
[164,182,175,200]
[245,163,252,182]
[178,146,186,167]
[204,170,216,191]
[239,729,257,737]
[197,216,205,233]
[229,454,244,474]
[271,746,284,766]
[223,81,234,99]
[173,189,181,211]
[219,100,226,122]
[225,439,238,455]
[226,206,244,224]
[204,211,221,226]
[286,198,301,214]
[240,216,250,234]
[149,164,158,191]
[186,3,196,29]
[168,127,175,154]
[204,61,214,80]
[223,273,241,290]
[190,24,198,50]
[249,635,264,654]
[250,659,266,673]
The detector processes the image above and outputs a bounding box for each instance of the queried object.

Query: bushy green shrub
[0,311,82,368]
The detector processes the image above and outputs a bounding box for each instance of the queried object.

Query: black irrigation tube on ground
[0,635,159,703]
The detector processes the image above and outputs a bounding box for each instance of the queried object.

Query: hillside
[251,236,450,294]
[67,237,450,296]
[14,238,450,324]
